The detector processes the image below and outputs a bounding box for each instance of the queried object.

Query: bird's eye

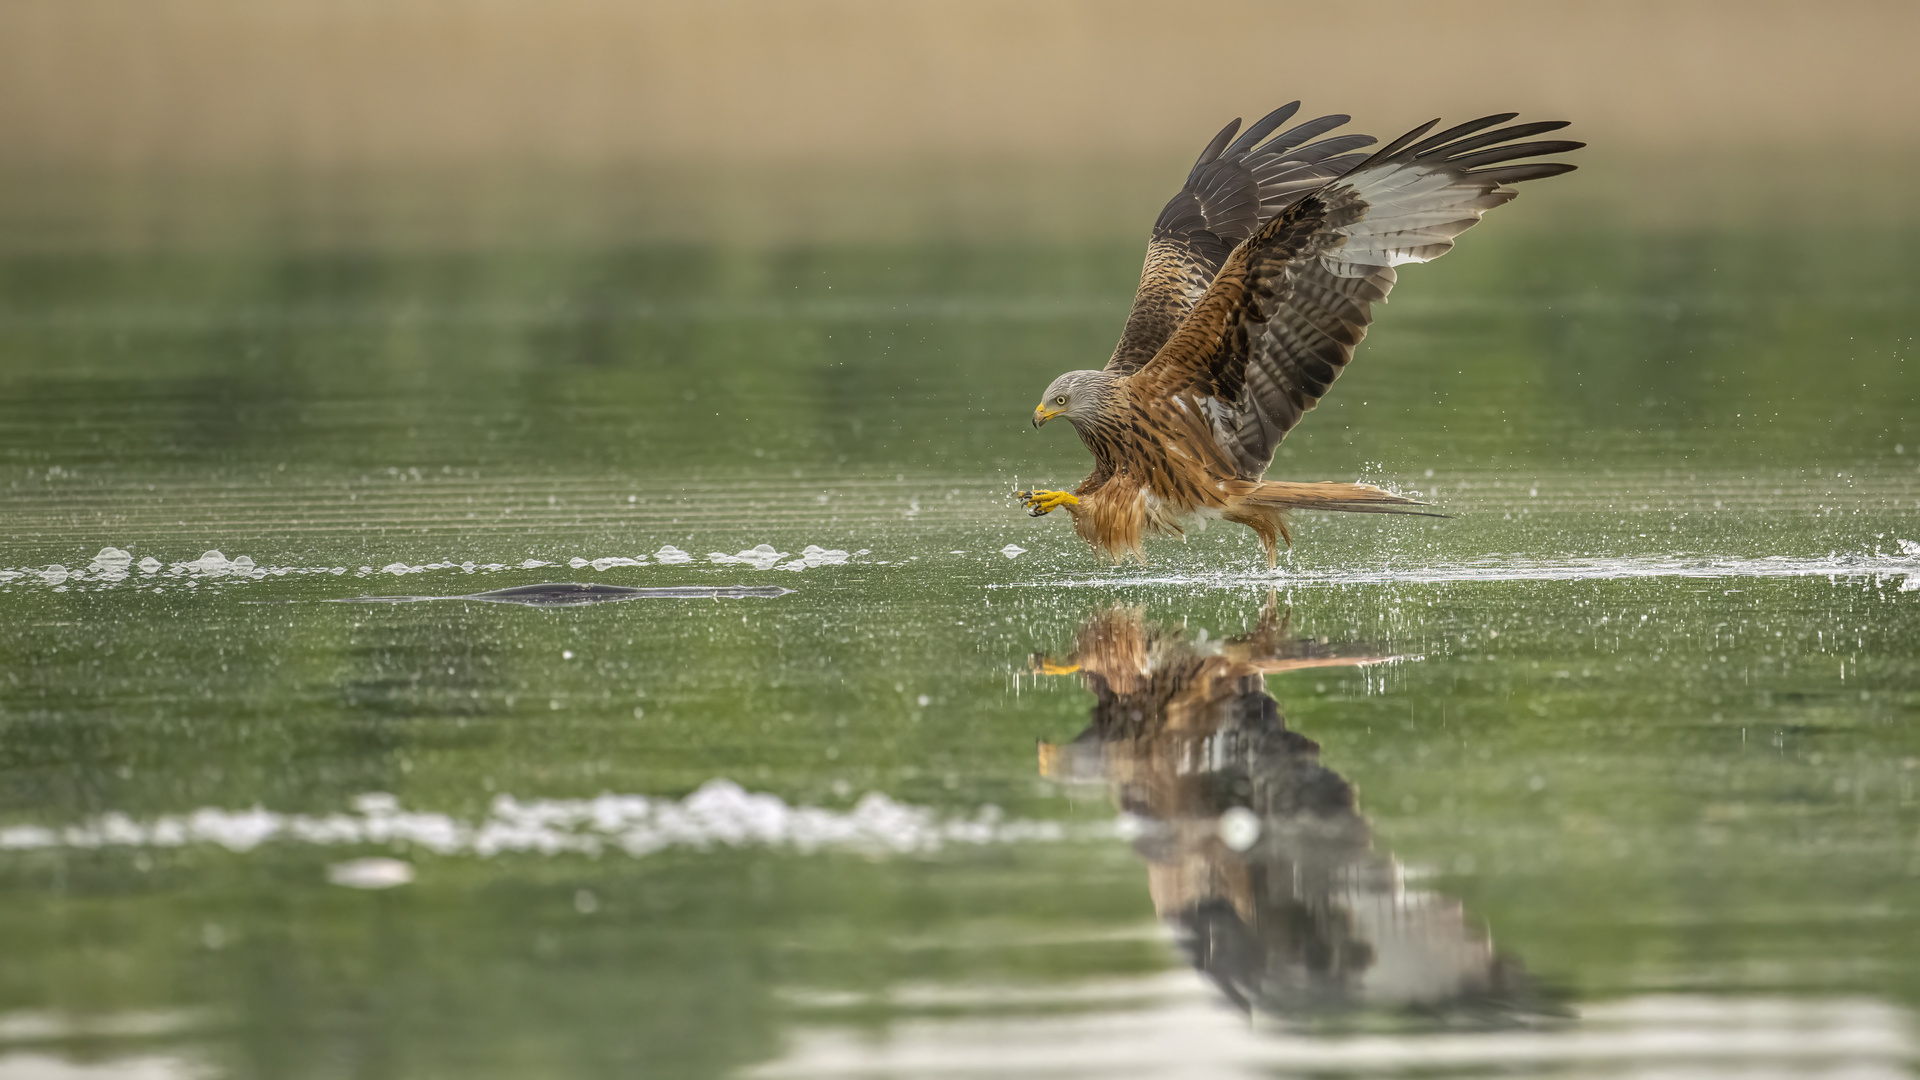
[1054,395,1067,405]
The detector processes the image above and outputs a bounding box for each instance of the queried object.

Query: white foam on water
[708,543,791,570]
[0,542,869,593]
[0,780,1080,860]
[0,1009,204,1044]
[6,542,1912,595]
[13,543,1911,594]
[326,857,416,889]
[779,545,854,571]
[87,547,133,580]
[700,543,859,571]
[566,557,653,570]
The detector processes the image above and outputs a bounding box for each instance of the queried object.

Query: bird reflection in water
[1034,598,1553,1024]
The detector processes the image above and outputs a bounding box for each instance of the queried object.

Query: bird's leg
[1014,489,1079,517]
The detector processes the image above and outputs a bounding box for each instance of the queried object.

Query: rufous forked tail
[1220,480,1444,567]
[1230,480,1442,517]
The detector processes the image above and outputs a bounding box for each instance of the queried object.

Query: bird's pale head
[1033,369,1115,428]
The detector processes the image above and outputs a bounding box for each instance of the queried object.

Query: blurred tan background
[1,0,1913,245]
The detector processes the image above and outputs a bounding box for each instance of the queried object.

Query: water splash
[999,549,1920,591]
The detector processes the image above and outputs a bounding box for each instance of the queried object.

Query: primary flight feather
[1017,104,1581,566]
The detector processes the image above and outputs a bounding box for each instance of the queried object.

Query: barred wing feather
[1136,115,1581,478]
[1104,104,1376,374]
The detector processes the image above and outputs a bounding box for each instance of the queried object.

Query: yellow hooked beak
[1033,403,1066,427]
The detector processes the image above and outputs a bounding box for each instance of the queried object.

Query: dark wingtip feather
[1188,118,1243,179]
[1225,101,1302,158]
[1420,119,1573,161]
[1347,115,1581,179]
[1260,113,1353,156]
[1403,112,1519,156]
[1349,118,1441,172]
[1448,139,1586,171]
[1474,161,1580,185]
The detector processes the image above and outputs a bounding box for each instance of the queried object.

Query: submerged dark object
[335,582,793,606]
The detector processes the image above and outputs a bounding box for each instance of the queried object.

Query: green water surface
[1,174,1918,1078]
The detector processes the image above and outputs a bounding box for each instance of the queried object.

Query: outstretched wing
[1104,103,1377,375]
[1133,114,1582,478]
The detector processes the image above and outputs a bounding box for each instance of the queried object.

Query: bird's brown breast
[1072,392,1228,514]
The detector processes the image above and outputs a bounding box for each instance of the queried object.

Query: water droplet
[1218,807,1261,851]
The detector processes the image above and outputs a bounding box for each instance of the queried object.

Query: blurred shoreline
[1,150,1915,252]
[3,0,1913,169]
[2,0,1915,250]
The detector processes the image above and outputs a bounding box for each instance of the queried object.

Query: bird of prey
[1017,103,1581,566]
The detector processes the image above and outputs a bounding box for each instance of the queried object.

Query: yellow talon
[1015,488,1079,516]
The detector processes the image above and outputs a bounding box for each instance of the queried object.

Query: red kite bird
[1017,104,1580,566]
